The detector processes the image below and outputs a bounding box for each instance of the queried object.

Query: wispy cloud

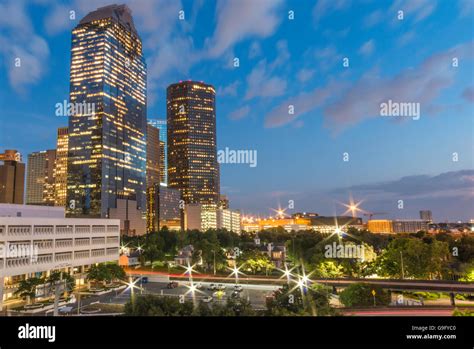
[358,39,375,56]
[0,0,50,93]
[205,0,284,58]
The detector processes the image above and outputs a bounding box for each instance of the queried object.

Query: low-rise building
[0,212,120,309]
[367,219,394,233]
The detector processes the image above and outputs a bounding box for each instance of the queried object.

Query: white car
[217,284,226,290]
[202,296,213,303]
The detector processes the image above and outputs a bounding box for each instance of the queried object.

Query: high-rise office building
[419,210,433,222]
[147,119,167,184]
[26,150,56,206]
[66,5,147,219]
[167,81,219,205]
[146,124,160,189]
[54,127,69,207]
[0,150,25,204]
[147,183,181,232]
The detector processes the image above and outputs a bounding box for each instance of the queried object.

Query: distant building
[217,208,241,233]
[218,194,229,209]
[108,196,146,236]
[419,210,433,222]
[147,119,167,184]
[367,220,393,233]
[146,124,161,190]
[119,251,140,267]
[184,203,241,233]
[260,243,286,268]
[392,220,430,233]
[147,183,181,232]
[174,245,194,266]
[54,127,68,207]
[26,150,57,206]
[0,150,25,204]
[310,216,363,234]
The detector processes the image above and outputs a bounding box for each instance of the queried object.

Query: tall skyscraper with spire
[167,81,220,205]
[66,4,147,219]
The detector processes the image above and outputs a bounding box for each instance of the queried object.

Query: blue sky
[0,0,473,221]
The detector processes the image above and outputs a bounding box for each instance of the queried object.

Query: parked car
[167,281,178,289]
[230,291,240,299]
[195,283,204,290]
[202,296,213,303]
[217,284,226,290]
[234,285,243,292]
[208,283,217,291]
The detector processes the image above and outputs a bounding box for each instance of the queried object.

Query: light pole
[212,250,216,275]
[400,251,405,279]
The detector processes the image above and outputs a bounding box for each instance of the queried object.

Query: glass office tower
[66,5,147,218]
[167,81,220,205]
[147,119,167,184]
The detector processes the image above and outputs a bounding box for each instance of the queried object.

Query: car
[234,285,243,292]
[212,290,225,299]
[230,291,240,299]
[217,284,226,290]
[202,296,213,303]
[167,281,178,289]
[208,283,217,291]
[195,283,204,290]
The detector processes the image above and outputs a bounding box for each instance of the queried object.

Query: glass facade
[66,5,147,218]
[167,81,220,205]
[54,127,68,207]
[26,150,56,206]
[147,119,167,184]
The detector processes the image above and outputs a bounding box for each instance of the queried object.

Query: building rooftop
[79,4,138,37]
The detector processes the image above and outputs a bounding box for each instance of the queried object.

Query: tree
[14,277,43,304]
[266,283,335,316]
[239,250,274,275]
[87,263,125,286]
[45,271,75,297]
[124,295,194,316]
[339,283,390,307]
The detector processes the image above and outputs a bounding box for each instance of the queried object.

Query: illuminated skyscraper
[66,5,147,218]
[26,150,56,206]
[0,150,25,204]
[54,127,68,207]
[167,81,219,205]
[146,124,160,188]
[147,119,167,184]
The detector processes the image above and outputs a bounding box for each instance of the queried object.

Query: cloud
[0,0,50,93]
[244,40,289,100]
[461,86,474,102]
[297,68,316,83]
[217,81,240,97]
[248,41,262,59]
[264,81,342,128]
[323,41,473,132]
[358,39,375,56]
[363,10,384,28]
[331,170,474,198]
[264,41,473,130]
[205,0,284,58]
[397,31,416,46]
[228,105,250,120]
[389,0,437,23]
[459,0,474,17]
[312,0,351,24]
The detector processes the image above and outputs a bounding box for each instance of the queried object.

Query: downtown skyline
[0,0,473,221]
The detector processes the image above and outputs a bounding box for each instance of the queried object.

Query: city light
[340,195,365,218]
